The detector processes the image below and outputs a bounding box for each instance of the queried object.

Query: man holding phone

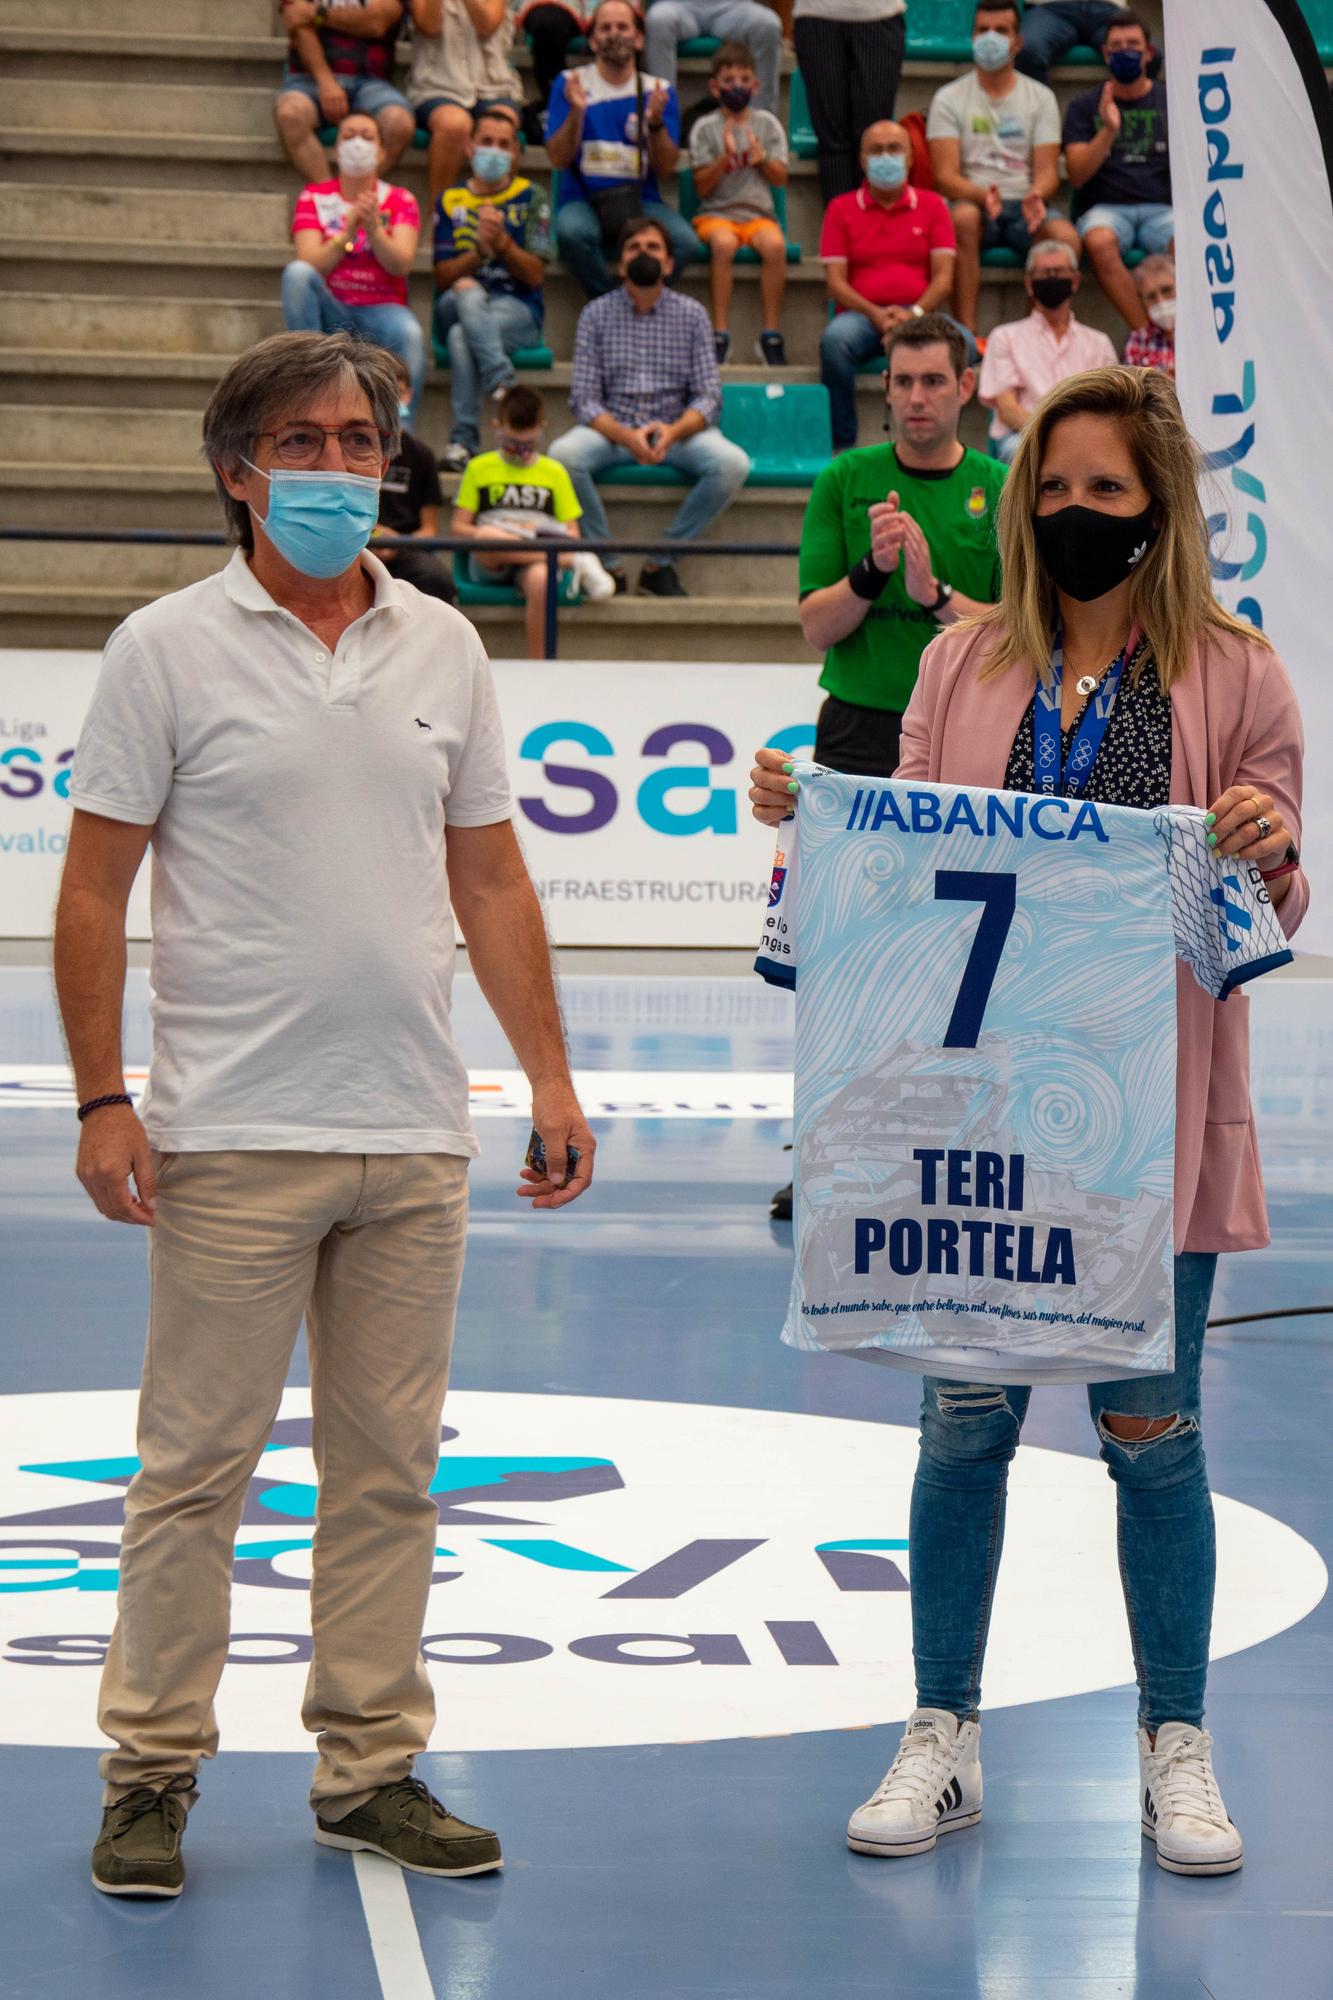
[549,213,751,598]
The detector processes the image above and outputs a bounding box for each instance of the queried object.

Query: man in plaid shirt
[550,213,751,596]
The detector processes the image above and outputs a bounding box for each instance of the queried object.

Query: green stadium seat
[676,169,801,263]
[1296,0,1333,59]
[599,382,832,488]
[452,551,580,606]
[431,331,555,371]
[787,68,817,159]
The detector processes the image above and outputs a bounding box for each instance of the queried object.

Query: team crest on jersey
[966,486,988,517]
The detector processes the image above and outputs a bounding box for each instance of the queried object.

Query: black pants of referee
[793,14,907,206]
[813,692,903,779]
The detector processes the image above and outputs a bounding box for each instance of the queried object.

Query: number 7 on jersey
[935,870,1017,1048]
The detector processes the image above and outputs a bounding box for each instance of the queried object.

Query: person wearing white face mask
[60,330,596,1899]
[282,111,426,421]
[1124,254,1176,378]
[818,120,977,454]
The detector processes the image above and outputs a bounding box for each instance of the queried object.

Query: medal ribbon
[1032,626,1143,798]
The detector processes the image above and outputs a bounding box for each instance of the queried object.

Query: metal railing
[0,526,802,659]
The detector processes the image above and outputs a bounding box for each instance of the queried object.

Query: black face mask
[718,85,753,111]
[626,250,663,286]
[597,34,634,62]
[1030,275,1074,309]
[1032,502,1159,602]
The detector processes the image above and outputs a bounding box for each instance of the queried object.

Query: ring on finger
[1254,814,1272,839]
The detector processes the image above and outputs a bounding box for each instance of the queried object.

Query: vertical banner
[1167,0,1333,953]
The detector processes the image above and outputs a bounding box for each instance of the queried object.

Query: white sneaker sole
[1141,1822,1243,1876]
[92,1872,183,1897]
[847,1804,981,1858]
[314,1827,504,1878]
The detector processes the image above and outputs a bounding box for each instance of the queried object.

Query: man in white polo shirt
[54,330,595,1901]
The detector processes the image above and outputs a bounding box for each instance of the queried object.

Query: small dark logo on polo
[416,718,432,731]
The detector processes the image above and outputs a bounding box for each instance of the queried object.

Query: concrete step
[0,0,277,33]
[0,583,813,661]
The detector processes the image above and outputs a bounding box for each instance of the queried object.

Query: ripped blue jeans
[910,1252,1218,1731]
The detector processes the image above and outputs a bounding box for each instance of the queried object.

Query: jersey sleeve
[1032,81,1062,148]
[433,195,456,260]
[923,192,956,252]
[818,196,850,262]
[292,185,320,237]
[67,622,176,826]
[760,111,788,162]
[797,461,848,594]
[389,186,420,231]
[1156,808,1293,999]
[1062,88,1097,149]
[548,459,582,523]
[454,459,482,514]
[978,325,1021,402]
[925,81,963,143]
[689,113,723,169]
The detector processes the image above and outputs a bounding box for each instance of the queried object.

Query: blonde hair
[975,365,1269,689]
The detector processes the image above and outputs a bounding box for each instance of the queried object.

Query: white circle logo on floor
[0,1388,1324,1753]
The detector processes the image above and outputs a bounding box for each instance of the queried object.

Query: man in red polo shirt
[819,120,975,452]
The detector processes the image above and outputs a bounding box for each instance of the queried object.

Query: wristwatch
[315,5,329,24]
[925,580,954,618]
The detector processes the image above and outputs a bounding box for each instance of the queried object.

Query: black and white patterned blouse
[1004,652,1174,809]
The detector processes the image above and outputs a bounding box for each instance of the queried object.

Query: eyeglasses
[256,424,390,469]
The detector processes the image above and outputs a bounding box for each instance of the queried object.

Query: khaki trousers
[97,1150,470,1817]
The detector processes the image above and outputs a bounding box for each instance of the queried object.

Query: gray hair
[202,330,402,551]
[1135,252,1176,290]
[1025,237,1078,274]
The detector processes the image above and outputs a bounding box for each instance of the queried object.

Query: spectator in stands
[517,0,587,146]
[1014,0,1129,87]
[453,385,617,655]
[689,42,790,365]
[644,0,783,116]
[275,0,415,182]
[374,360,457,600]
[433,113,552,471]
[793,0,906,206]
[550,214,751,596]
[978,239,1116,462]
[819,121,973,456]
[282,112,425,419]
[926,2,1081,340]
[545,0,700,297]
[1064,11,1171,330]
[1123,253,1176,376]
[406,0,524,211]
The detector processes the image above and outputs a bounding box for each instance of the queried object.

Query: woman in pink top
[282,110,425,417]
[752,366,1307,1879]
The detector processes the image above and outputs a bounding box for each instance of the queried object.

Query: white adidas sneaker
[1139,1722,1243,1875]
[847,1708,982,1858]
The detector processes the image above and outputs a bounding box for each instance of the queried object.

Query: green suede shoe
[92,1785,193,1898]
[315,1777,502,1878]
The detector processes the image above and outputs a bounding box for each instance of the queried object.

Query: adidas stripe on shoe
[847,1708,982,1858]
[1139,1723,1243,1876]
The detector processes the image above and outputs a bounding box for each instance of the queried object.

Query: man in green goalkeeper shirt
[799,312,1007,778]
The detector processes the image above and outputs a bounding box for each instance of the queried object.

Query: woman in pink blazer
[752,366,1307,1879]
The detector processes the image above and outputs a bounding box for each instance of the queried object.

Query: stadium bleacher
[0,0,1248,660]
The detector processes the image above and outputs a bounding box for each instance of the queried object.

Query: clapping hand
[1099,81,1123,133]
[982,183,1004,221]
[1020,189,1047,231]
[564,69,588,115]
[475,203,505,254]
[867,493,936,604]
[646,83,670,126]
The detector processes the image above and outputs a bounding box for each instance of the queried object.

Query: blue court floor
[0,964,1330,2000]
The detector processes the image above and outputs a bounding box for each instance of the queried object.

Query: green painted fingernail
[1204,812,1216,827]
[1207,831,1218,846]
[782,762,794,774]
[786,780,800,793]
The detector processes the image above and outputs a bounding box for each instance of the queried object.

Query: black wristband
[78,1093,133,1123]
[847,552,883,601]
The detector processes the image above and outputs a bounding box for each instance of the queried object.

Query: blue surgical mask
[398,400,413,422]
[472,145,512,183]
[244,463,381,579]
[1107,48,1145,82]
[972,29,1012,70]
[866,152,907,192]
